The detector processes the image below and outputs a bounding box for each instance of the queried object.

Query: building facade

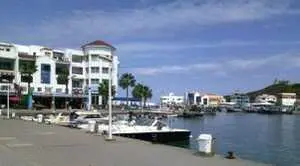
[255,94,277,104]
[0,40,119,109]
[160,93,184,106]
[279,93,296,106]
[230,93,250,107]
[185,91,224,107]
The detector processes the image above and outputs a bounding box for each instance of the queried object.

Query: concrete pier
[1,108,175,117]
[0,119,269,166]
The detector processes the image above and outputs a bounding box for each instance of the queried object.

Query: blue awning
[112,97,141,102]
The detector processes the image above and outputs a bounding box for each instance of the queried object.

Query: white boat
[44,111,105,126]
[85,117,191,143]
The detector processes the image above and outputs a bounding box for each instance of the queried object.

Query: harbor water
[170,113,300,166]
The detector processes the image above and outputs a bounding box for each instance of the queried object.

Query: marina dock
[0,119,269,166]
[0,109,175,117]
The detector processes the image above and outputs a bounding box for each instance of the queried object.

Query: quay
[0,108,176,117]
[0,119,269,166]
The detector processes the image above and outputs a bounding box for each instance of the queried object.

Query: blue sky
[1,0,300,102]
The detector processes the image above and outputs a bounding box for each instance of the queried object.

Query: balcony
[0,83,16,94]
[54,56,70,64]
[72,88,84,96]
[18,53,36,61]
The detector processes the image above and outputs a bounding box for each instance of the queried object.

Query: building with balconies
[255,94,277,104]
[0,40,119,109]
[160,93,184,106]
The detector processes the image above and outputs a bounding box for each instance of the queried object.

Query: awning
[9,96,20,103]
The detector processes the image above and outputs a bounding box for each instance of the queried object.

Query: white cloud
[8,0,300,44]
[130,63,220,75]
[117,40,300,54]
[129,52,300,76]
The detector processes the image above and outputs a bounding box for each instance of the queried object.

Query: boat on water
[102,118,191,143]
[257,106,293,115]
[223,105,243,113]
[43,111,105,126]
[77,116,191,143]
[177,111,204,118]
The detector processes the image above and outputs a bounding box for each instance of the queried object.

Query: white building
[160,93,184,106]
[255,94,277,104]
[185,91,224,107]
[0,40,119,109]
[280,93,296,106]
[200,94,225,107]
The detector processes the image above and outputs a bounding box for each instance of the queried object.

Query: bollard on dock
[196,134,215,156]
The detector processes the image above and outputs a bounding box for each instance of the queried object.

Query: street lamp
[107,63,113,140]
[2,79,10,119]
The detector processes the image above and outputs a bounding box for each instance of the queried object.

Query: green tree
[57,68,69,94]
[132,83,152,107]
[19,61,37,108]
[119,73,136,106]
[98,79,116,109]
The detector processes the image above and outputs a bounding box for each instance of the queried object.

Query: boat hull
[177,112,204,118]
[114,131,191,143]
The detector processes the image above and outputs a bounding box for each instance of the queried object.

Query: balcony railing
[54,56,70,64]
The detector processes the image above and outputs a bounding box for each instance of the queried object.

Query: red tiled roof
[82,40,115,49]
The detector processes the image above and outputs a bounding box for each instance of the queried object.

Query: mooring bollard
[37,114,44,123]
[197,134,214,156]
[88,120,97,133]
[11,112,16,119]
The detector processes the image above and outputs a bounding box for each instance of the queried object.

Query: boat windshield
[135,118,155,126]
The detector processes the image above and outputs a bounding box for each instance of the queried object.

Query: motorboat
[68,111,106,128]
[82,117,191,143]
[102,117,190,143]
[44,111,105,126]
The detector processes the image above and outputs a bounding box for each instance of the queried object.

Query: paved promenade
[0,119,270,166]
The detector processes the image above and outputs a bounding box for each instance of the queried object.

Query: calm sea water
[170,113,300,166]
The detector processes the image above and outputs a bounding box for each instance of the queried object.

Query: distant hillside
[247,83,300,102]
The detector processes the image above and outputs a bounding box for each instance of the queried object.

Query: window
[37,87,42,92]
[102,67,109,74]
[45,52,51,56]
[91,54,98,60]
[21,75,32,83]
[42,64,51,71]
[91,67,99,73]
[1,85,9,91]
[72,67,83,74]
[91,79,99,84]
[6,48,10,52]
[56,88,62,93]
[72,80,82,88]
[72,55,83,63]
[41,64,51,84]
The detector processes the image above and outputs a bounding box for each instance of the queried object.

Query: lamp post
[108,64,113,140]
[2,79,10,119]
[7,84,9,119]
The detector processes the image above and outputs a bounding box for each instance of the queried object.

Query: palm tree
[57,68,69,94]
[98,79,116,109]
[119,73,136,106]
[132,83,152,108]
[19,61,37,109]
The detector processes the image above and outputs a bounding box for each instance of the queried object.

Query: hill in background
[247,80,300,102]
